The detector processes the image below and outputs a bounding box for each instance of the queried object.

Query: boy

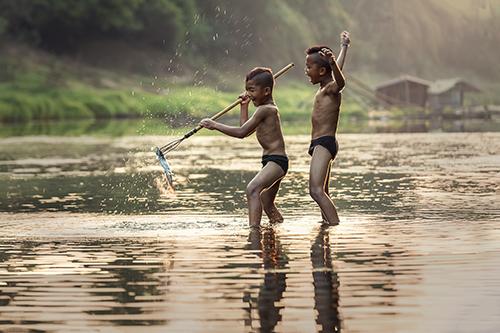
[305,31,350,225]
[200,67,288,227]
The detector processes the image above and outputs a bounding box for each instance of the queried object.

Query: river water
[0,133,499,332]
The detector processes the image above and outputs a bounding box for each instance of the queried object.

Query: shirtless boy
[305,31,350,225]
[200,67,288,227]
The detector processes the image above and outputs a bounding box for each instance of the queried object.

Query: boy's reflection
[244,226,288,332]
[311,225,341,332]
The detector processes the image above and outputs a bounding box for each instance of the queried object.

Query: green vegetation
[2,0,497,79]
[0,0,498,129]
[0,79,240,123]
[0,47,367,124]
[0,49,234,122]
[0,0,200,53]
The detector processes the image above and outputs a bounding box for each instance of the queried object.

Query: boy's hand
[200,118,216,130]
[319,47,336,65]
[239,92,250,105]
[340,31,350,47]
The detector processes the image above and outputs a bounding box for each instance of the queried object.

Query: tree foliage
[0,0,499,79]
[0,0,196,52]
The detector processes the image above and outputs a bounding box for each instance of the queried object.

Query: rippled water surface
[0,133,499,332]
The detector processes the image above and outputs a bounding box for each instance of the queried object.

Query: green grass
[0,47,370,128]
[0,69,367,125]
[0,80,237,123]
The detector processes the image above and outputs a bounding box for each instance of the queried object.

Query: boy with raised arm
[304,31,350,225]
[200,67,288,227]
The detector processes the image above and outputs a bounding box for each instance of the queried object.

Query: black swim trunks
[308,135,339,159]
[262,155,289,174]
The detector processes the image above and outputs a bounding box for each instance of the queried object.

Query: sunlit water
[0,133,499,332]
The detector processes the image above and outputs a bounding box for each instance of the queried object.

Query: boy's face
[305,54,323,85]
[245,79,271,106]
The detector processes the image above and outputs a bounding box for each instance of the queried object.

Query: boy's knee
[246,183,261,198]
[309,185,324,200]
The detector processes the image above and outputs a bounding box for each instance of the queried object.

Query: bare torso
[255,104,286,156]
[311,87,341,139]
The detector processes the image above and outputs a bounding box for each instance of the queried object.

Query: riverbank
[1,117,498,138]
[1,43,497,129]
[0,44,370,124]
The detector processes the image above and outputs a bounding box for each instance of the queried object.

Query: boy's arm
[239,93,250,126]
[320,48,345,95]
[336,31,350,70]
[200,107,266,139]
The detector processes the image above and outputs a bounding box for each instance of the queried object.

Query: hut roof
[375,75,432,90]
[428,78,481,95]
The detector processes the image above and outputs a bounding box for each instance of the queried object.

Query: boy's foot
[269,217,284,224]
[265,207,283,224]
[321,219,339,226]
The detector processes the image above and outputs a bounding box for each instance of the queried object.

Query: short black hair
[246,67,274,90]
[306,45,333,72]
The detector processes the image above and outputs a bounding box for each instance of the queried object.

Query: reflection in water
[311,226,341,332]
[82,240,170,326]
[0,133,498,222]
[1,118,499,137]
[0,133,499,332]
[0,240,172,327]
[0,220,499,332]
[245,227,288,332]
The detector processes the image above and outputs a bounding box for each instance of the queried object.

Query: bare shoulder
[324,80,342,96]
[255,104,279,116]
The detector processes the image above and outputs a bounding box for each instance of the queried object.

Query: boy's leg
[261,178,283,223]
[309,146,339,225]
[321,161,332,221]
[246,163,285,227]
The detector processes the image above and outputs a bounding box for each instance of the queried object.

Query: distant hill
[1,0,499,84]
[343,0,500,81]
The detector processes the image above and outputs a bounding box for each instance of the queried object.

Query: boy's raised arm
[336,31,350,70]
[319,48,345,94]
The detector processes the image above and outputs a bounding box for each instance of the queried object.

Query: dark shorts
[308,136,339,159]
[262,155,289,174]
